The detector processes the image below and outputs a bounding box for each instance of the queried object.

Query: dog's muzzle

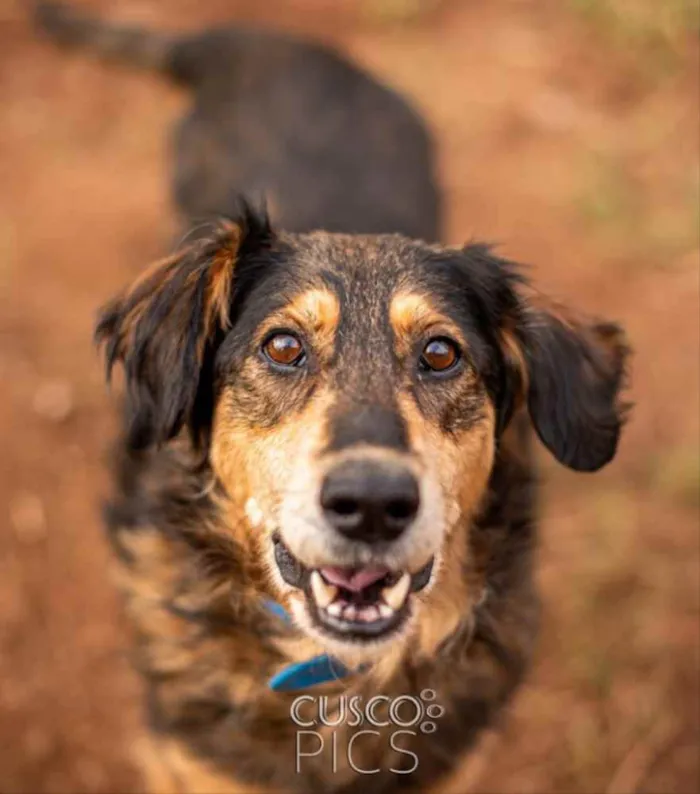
[274,458,434,642]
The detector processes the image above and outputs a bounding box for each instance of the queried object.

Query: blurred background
[0,0,698,792]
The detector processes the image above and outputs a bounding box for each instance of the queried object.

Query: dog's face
[207,234,502,653]
[98,207,628,658]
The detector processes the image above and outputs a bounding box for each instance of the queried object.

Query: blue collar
[264,600,355,692]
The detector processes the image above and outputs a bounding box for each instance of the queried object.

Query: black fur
[523,316,629,471]
[34,2,441,240]
[95,205,277,450]
[431,245,628,469]
[326,405,410,453]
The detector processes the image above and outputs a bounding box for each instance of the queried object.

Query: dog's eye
[419,337,460,373]
[262,332,306,368]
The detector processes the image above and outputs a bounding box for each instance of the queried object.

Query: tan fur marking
[205,248,235,333]
[499,326,529,409]
[286,287,339,331]
[393,393,496,655]
[210,383,337,613]
[260,287,340,360]
[205,220,244,333]
[212,383,334,504]
[390,291,465,357]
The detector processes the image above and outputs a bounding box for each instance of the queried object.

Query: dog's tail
[33,2,180,78]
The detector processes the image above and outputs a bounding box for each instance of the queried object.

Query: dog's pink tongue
[320,566,389,593]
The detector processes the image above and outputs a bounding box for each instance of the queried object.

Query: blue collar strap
[268,653,351,692]
[263,599,354,692]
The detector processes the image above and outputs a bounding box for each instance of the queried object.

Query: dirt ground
[0,0,698,792]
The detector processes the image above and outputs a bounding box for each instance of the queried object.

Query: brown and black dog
[37,4,629,793]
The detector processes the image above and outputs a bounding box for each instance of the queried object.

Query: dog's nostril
[385,497,418,524]
[327,497,361,518]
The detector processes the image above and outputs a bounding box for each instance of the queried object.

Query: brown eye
[420,337,460,373]
[263,332,305,367]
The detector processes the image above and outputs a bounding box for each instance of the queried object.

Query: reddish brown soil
[1,1,698,792]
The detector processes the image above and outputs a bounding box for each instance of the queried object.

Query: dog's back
[35,2,441,239]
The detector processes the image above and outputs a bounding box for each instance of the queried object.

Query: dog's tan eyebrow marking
[286,288,340,331]
[390,291,464,355]
[263,287,340,357]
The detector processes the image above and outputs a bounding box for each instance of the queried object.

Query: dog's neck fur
[106,415,539,792]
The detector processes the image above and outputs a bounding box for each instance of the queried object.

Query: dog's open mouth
[273,536,434,639]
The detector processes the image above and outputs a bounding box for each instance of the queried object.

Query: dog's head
[97,204,628,661]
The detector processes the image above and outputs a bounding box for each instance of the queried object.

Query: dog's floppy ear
[502,304,630,472]
[96,205,274,450]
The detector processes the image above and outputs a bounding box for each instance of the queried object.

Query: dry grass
[362,0,442,25]
[569,0,699,69]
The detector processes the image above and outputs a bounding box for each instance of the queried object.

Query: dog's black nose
[320,459,420,542]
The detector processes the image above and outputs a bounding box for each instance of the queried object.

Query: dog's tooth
[310,571,338,608]
[343,604,358,621]
[382,571,411,610]
[359,605,379,623]
[378,603,394,620]
[327,601,343,617]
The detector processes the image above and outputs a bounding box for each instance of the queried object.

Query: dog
[37,4,630,793]
[93,214,628,793]
[34,1,440,241]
